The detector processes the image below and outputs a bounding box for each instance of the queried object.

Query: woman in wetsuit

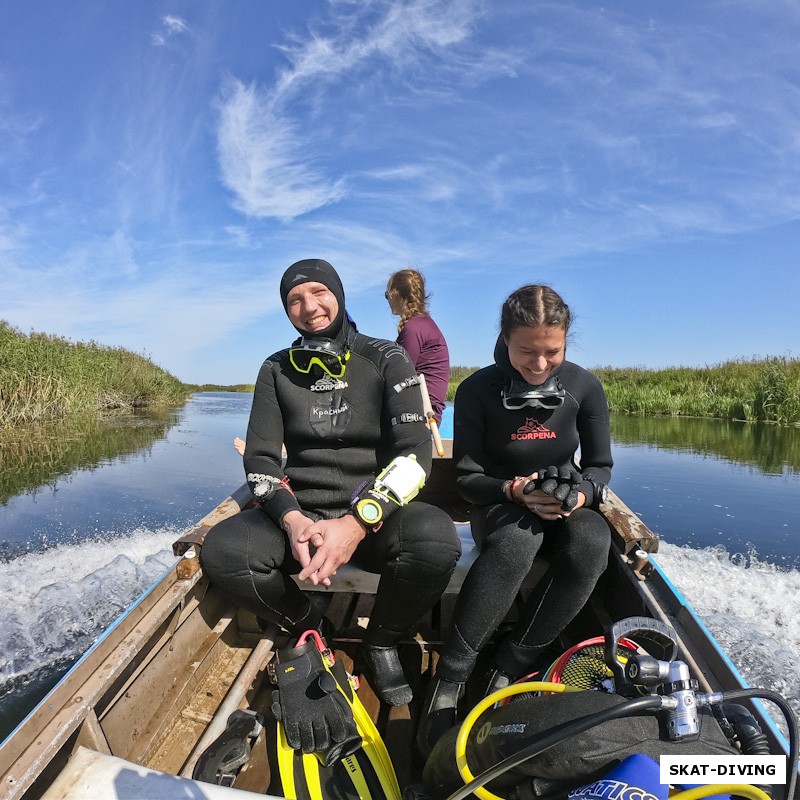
[201,259,460,707]
[418,284,613,754]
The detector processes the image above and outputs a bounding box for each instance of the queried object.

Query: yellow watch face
[356,498,383,524]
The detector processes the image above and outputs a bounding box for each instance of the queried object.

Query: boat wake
[655,541,800,736]
[0,529,178,702]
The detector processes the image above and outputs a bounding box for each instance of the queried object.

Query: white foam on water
[655,540,800,735]
[0,529,178,689]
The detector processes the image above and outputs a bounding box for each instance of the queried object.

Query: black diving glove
[271,639,361,767]
[524,466,582,511]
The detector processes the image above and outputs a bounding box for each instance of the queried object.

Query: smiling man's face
[285,281,339,333]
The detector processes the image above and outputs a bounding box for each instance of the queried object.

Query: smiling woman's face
[285,281,339,333]
[505,324,566,385]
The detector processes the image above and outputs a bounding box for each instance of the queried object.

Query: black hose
[724,703,772,756]
[721,704,773,799]
[715,688,798,800]
[443,695,664,800]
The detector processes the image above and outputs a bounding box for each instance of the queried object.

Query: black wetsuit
[437,343,613,682]
[201,325,461,643]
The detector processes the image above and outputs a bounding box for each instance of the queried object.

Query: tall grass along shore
[1,321,189,428]
[448,357,800,426]
[594,358,800,426]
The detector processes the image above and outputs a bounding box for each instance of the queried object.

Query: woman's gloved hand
[524,466,582,511]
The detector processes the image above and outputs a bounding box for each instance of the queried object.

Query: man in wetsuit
[201,259,461,706]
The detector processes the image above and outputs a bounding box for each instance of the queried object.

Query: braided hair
[386,269,430,333]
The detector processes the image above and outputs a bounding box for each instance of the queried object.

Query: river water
[1,392,799,743]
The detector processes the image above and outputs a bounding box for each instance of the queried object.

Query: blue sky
[2,1,799,385]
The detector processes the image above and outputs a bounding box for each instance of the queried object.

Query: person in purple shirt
[385,269,450,424]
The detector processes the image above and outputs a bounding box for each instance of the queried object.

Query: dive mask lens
[289,338,350,378]
[502,376,565,410]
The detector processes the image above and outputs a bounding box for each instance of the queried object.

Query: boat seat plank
[294,521,478,594]
[74,712,111,757]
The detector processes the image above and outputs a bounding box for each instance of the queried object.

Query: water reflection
[0,407,182,506]
[610,415,800,476]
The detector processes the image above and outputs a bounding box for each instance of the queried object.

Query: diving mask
[502,375,565,410]
[289,337,350,379]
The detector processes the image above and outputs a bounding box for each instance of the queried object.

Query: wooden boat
[1,444,794,799]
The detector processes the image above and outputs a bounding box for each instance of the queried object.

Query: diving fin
[275,630,401,800]
[193,708,264,786]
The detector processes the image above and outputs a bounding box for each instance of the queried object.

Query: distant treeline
[1,320,189,428]
[188,383,256,393]
[448,358,800,426]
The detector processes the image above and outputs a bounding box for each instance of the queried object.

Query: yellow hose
[455,681,578,800]
[669,786,773,800]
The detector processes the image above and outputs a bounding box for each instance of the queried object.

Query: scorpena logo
[311,376,348,392]
[511,418,556,441]
[569,779,659,800]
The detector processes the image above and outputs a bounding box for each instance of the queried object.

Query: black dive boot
[484,667,513,697]
[416,676,463,758]
[486,636,546,696]
[417,635,478,757]
[362,643,413,706]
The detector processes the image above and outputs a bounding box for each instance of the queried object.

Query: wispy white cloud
[164,15,189,34]
[214,0,518,222]
[216,79,346,220]
[151,14,190,46]
[5,0,800,381]
[224,225,254,248]
[270,0,507,103]
[0,239,278,382]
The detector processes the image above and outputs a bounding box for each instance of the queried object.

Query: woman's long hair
[387,269,430,333]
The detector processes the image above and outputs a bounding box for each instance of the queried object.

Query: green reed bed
[447,366,478,401]
[593,357,800,426]
[446,358,800,426]
[1,321,189,428]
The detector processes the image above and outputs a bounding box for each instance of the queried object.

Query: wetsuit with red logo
[454,358,612,506]
[436,338,613,684]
